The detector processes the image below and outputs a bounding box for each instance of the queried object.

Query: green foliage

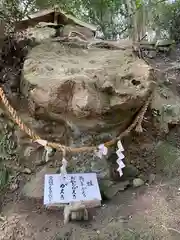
[163,1,180,42]
[0,0,28,22]
[135,0,143,9]
[1,0,180,40]
[26,0,127,38]
[0,133,11,191]
[150,0,180,41]
[0,167,9,190]
[0,123,16,190]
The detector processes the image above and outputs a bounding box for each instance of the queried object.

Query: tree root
[105,85,155,147]
[135,92,154,133]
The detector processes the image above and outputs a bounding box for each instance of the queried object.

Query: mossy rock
[99,179,130,199]
[0,168,9,190]
[121,164,139,181]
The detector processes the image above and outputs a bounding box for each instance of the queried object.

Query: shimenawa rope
[0,87,153,154]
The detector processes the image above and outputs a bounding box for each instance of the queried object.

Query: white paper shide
[60,157,68,175]
[95,144,108,159]
[116,140,125,177]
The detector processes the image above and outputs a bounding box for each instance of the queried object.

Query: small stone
[99,180,130,199]
[23,147,35,157]
[138,173,148,182]
[45,65,53,71]
[9,182,19,192]
[0,215,6,222]
[147,50,157,59]
[22,168,32,174]
[148,174,156,184]
[133,178,144,188]
[121,164,139,181]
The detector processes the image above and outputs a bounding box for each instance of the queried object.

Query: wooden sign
[44,173,102,206]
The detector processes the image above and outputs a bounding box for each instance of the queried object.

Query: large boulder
[21,40,153,127]
[20,39,155,180]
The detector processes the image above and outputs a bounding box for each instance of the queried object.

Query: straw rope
[0,87,153,154]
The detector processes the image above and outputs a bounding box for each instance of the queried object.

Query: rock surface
[133,178,145,187]
[99,179,130,199]
[16,23,56,45]
[150,60,180,133]
[151,83,180,133]
[21,40,154,130]
[19,25,156,179]
[22,166,58,199]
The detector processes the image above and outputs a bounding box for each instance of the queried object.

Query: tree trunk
[125,0,146,42]
[136,3,146,41]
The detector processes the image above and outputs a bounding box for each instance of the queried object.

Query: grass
[0,122,16,191]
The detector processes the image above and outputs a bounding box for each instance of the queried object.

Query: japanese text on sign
[44,173,101,205]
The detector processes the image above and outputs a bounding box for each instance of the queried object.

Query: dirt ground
[1,44,180,239]
[1,175,180,240]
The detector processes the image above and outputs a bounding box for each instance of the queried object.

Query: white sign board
[44,173,102,205]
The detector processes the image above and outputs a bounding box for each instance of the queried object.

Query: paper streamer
[116,149,125,159]
[34,139,53,162]
[95,144,108,159]
[117,140,124,152]
[60,157,68,175]
[44,146,53,162]
[116,140,125,177]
